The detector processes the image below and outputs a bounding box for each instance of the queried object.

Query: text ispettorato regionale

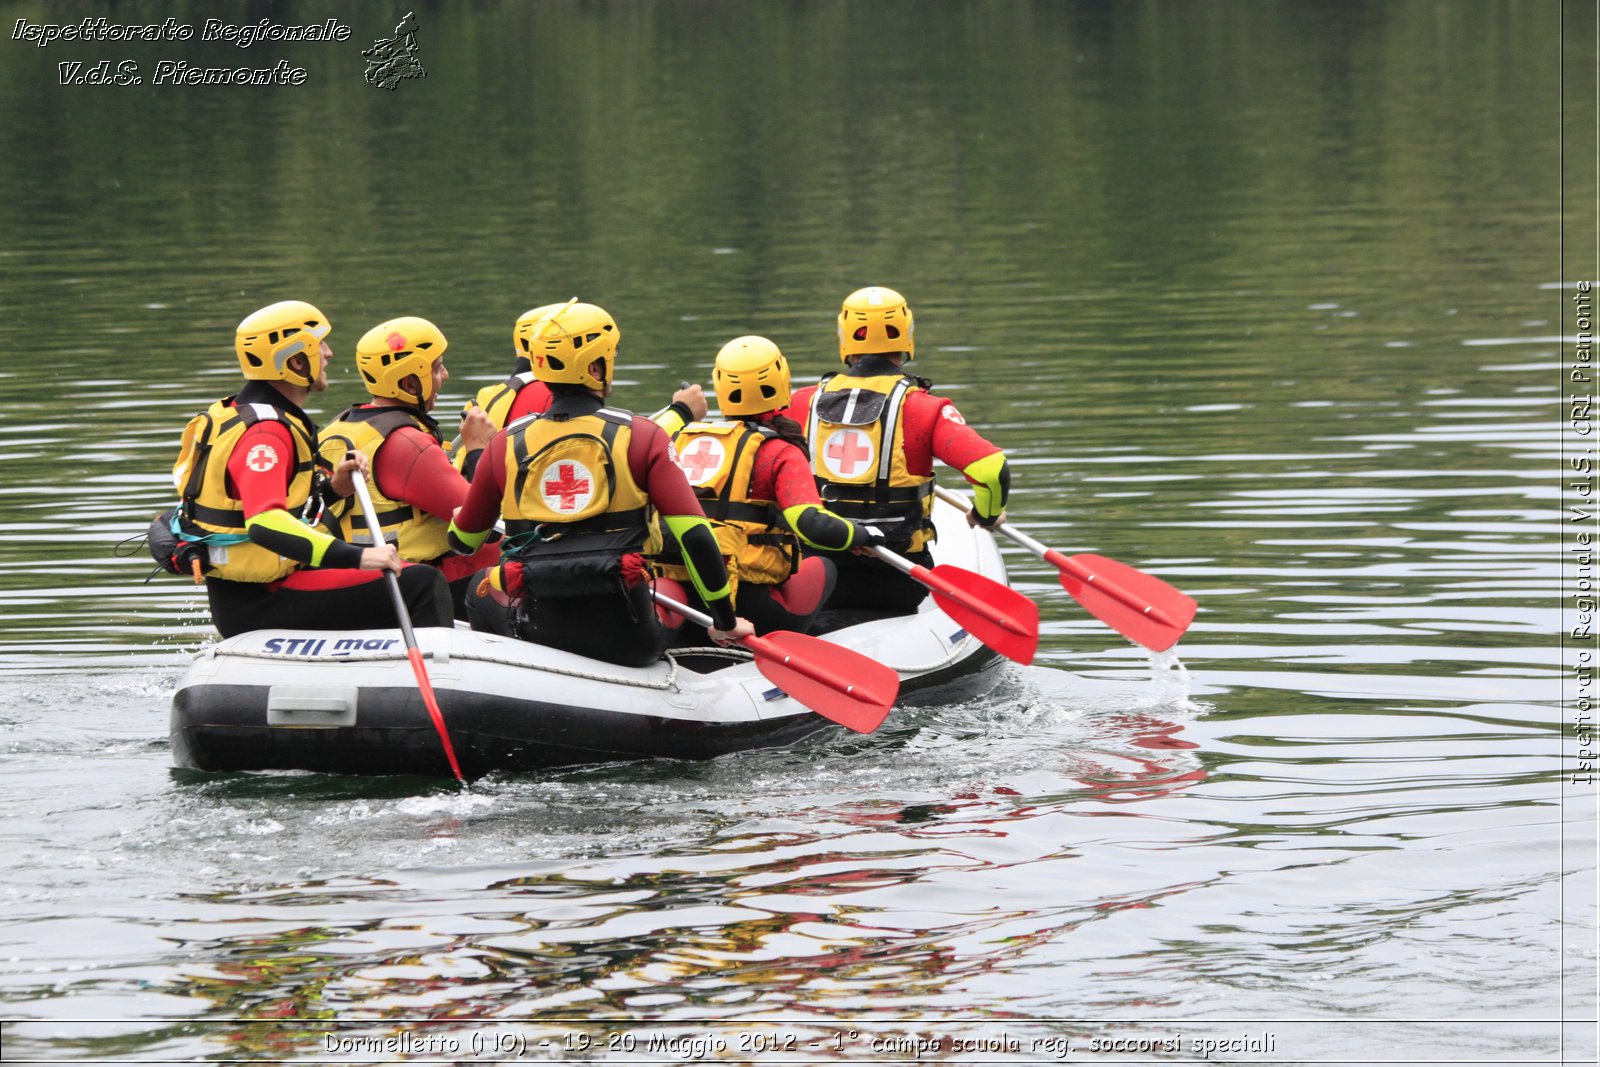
[12,17,353,48]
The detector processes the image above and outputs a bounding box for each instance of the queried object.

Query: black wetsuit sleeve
[675,521,737,630]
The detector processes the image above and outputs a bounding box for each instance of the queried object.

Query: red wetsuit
[366,421,500,583]
[504,379,555,423]
[455,395,735,664]
[783,367,1006,614]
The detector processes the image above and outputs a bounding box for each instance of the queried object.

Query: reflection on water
[0,0,1591,1063]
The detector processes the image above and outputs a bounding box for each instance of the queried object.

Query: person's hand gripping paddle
[934,485,1196,652]
[651,590,898,733]
[347,451,467,785]
[866,545,1040,666]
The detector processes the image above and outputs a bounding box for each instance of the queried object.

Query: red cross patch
[940,405,967,426]
[675,436,726,486]
[821,428,874,479]
[541,460,594,513]
[244,443,280,473]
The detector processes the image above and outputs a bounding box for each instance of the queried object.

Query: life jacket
[445,371,538,471]
[318,405,451,563]
[173,396,319,584]
[656,420,798,597]
[496,406,652,597]
[805,371,935,552]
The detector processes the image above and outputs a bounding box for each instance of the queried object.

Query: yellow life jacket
[174,396,318,584]
[498,406,652,596]
[805,371,935,552]
[657,420,798,596]
[318,406,452,564]
[445,371,537,471]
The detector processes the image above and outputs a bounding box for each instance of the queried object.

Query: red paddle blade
[407,646,466,783]
[924,564,1040,666]
[1050,552,1197,652]
[746,631,899,734]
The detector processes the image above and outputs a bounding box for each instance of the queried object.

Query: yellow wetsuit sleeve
[651,405,689,438]
[447,520,491,554]
[962,450,1010,522]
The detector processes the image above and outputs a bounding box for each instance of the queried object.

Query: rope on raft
[194,643,755,691]
[192,631,974,686]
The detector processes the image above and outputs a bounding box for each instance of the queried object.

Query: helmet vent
[853,327,869,341]
[761,385,776,398]
[266,331,279,344]
[548,354,566,371]
[416,341,433,350]
[729,389,742,403]
[282,327,301,339]
[885,325,900,339]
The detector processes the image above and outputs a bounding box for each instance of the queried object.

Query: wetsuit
[319,403,501,619]
[194,382,453,638]
[659,413,873,640]
[450,391,738,667]
[784,355,1008,614]
[446,362,556,478]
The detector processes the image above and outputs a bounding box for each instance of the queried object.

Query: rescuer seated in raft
[447,299,754,667]
[444,302,708,478]
[781,286,1011,616]
[650,336,887,642]
[162,300,452,638]
[317,316,501,620]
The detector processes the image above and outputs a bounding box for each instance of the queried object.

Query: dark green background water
[0,2,1593,1062]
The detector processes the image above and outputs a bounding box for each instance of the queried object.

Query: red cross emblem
[541,460,593,512]
[243,443,280,474]
[675,436,725,485]
[823,429,873,478]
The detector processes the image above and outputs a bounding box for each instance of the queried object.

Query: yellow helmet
[713,336,791,417]
[837,286,914,363]
[234,300,331,387]
[512,302,567,362]
[354,316,448,405]
[522,298,619,390]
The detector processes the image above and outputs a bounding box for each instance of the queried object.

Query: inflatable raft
[170,496,1007,777]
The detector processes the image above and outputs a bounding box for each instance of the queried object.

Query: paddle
[867,546,1039,666]
[933,485,1197,652]
[651,590,898,733]
[346,452,467,785]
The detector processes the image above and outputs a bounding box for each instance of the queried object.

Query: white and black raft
[170,496,1008,778]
